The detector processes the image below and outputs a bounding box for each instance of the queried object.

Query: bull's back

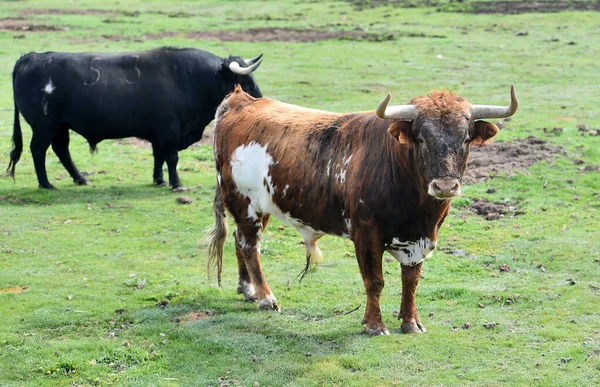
[214,90,368,235]
[13,50,189,136]
[215,92,342,153]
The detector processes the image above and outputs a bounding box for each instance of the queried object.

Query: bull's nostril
[430,179,460,197]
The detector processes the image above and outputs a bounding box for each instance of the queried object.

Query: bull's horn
[376,92,417,121]
[229,59,262,76]
[243,53,263,66]
[471,84,519,120]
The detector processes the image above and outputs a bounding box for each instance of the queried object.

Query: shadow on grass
[0,182,191,207]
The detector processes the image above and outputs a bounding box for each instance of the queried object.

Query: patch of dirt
[172,310,215,323]
[0,285,29,294]
[72,27,445,45]
[20,8,119,16]
[464,136,565,185]
[0,19,68,32]
[186,27,444,42]
[470,198,521,220]
[471,1,600,14]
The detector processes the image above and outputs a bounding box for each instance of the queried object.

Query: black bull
[7,47,263,190]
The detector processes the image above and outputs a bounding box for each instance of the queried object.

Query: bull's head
[224,54,264,98]
[376,85,518,200]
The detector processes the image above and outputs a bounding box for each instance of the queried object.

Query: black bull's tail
[7,90,23,180]
[206,185,228,287]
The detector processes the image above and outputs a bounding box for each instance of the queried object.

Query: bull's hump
[276,101,335,115]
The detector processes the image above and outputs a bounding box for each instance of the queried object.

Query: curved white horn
[229,59,262,76]
[471,84,519,120]
[243,53,263,66]
[376,92,417,121]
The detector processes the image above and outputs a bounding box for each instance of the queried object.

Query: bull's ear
[472,120,499,145]
[388,121,413,144]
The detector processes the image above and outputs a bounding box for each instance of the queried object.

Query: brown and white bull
[208,85,518,335]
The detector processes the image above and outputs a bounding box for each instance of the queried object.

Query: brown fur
[411,90,470,121]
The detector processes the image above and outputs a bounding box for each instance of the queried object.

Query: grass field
[1,1,600,386]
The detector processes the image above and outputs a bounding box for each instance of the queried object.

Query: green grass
[1,1,600,386]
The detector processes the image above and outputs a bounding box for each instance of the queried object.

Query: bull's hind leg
[52,126,88,185]
[30,129,55,189]
[236,214,279,311]
[235,215,271,302]
[399,262,426,333]
[234,229,256,302]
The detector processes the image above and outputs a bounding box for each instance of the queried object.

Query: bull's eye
[418,138,425,144]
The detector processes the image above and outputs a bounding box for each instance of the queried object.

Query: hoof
[155,180,167,187]
[365,327,390,336]
[39,183,57,190]
[401,321,427,334]
[171,185,185,192]
[258,295,280,312]
[362,319,390,336]
[75,178,90,186]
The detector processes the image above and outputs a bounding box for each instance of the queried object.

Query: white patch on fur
[326,160,331,177]
[237,234,251,250]
[43,79,55,94]
[335,168,347,184]
[343,154,352,165]
[217,173,222,186]
[386,237,437,266]
[344,218,352,235]
[230,141,276,219]
[230,142,326,242]
[238,280,256,299]
[282,184,289,198]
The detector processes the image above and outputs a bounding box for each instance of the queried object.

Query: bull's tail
[206,186,228,287]
[7,66,23,180]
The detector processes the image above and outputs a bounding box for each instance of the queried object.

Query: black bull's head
[377,85,519,200]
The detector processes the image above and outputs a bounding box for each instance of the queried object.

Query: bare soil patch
[470,198,521,220]
[186,27,444,42]
[471,1,600,14]
[0,285,29,294]
[20,8,118,16]
[0,19,68,32]
[187,27,396,43]
[464,136,565,185]
[172,310,216,323]
[72,27,444,45]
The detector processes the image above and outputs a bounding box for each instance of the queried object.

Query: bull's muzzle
[428,178,461,200]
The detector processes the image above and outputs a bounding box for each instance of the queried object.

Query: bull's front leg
[354,240,388,336]
[151,144,166,186]
[399,262,426,333]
